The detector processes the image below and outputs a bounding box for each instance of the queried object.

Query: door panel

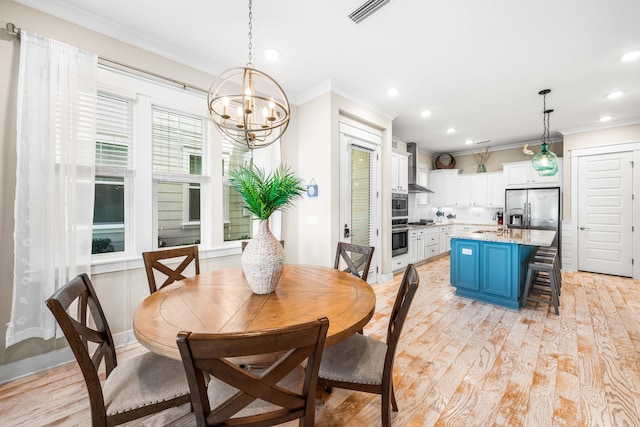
[339,122,380,283]
[578,152,633,276]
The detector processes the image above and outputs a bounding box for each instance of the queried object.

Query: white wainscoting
[561,220,577,272]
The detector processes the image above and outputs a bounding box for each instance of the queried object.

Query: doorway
[339,121,381,283]
[578,152,633,276]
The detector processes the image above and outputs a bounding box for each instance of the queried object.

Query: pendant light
[208,0,290,149]
[531,89,559,176]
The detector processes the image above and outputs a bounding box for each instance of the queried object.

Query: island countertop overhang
[450,229,556,247]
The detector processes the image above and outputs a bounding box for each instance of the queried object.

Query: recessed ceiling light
[446,128,456,133]
[387,87,399,97]
[600,115,613,122]
[607,91,624,99]
[421,110,431,118]
[465,139,473,145]
[621,50,640,62]
[264,48,280,61]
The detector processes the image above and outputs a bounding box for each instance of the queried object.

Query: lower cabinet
[409,227,441,264]
[450,238,534,309]
[392,253,409,272]
[439,225,452,253]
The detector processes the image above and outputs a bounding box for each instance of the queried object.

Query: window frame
[92,66,237,273]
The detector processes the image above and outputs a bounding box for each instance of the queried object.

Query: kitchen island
[449,228,556,309]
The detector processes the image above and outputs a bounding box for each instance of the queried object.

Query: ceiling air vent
[348,0,391,24]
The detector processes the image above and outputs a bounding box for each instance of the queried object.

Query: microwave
[392,193,408,218]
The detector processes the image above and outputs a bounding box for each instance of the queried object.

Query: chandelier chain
[247,0,253,67]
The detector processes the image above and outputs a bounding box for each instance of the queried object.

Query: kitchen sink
[472,229,497,234]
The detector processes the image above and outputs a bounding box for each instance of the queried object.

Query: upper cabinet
[391,151,409,193]
[456,172,503,207]
[417,167,430,206]
[429,169,459,207]
[503,159,562,188]
[487,172,505,207]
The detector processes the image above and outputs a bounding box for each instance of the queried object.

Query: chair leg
[391,383,398,412]
[382,386,391,427]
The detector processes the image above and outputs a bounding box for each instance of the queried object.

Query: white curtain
[6,32,98,346]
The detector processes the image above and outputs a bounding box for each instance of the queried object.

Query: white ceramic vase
[241,219,285,294]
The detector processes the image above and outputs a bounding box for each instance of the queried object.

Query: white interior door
[339,122,381,283]
[578,152,633,276]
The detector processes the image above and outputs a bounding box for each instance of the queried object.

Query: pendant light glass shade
[208,67,290,149]
[531,143,558,176]
[532,89,558,176]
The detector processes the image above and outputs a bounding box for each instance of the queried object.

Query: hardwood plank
[3,256,640,427]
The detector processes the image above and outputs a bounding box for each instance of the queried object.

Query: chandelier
[531,89,559,176]
[208,0,290,149]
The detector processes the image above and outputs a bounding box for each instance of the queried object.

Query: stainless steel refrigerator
[505,187,561,251]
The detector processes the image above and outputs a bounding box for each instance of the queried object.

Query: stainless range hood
[406,142,433,193]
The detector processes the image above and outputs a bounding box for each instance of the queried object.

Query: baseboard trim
[0,330,136,385]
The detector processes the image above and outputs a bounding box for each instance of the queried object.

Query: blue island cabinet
[450,238,534,309]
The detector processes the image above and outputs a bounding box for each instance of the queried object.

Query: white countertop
[450,229,556,247]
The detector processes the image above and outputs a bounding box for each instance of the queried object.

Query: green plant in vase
[228,164,305,294]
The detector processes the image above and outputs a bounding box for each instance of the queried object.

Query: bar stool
[522,247,560,315]
[532,246,561,294]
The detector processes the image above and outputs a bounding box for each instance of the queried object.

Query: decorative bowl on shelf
[435,153,456,169]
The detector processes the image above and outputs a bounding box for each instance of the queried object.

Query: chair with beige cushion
[317,264,419,427]
[45,273,191,426]
[142,245,200,294]
[177,317,329,427]
[333,241,375,282]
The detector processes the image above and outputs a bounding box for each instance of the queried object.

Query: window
[152,107,206,247]
[91,66,278,268]
[92,93,132,254]
[222,138,253,241]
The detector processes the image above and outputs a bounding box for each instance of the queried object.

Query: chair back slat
[142,245,200,293]
[334,242,375,282]
[385,264,420,366]
[45,274,116,424]
[177,317,329,427]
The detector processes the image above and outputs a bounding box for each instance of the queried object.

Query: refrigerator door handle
[527,202,532,228]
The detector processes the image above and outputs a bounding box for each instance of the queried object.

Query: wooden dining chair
[333,241,375,282]
[142,245,200,294]
[317,264,420,427]
[45,273,191,426]
[176,317,329,427]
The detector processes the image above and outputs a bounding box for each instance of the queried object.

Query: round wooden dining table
[133,265,376,360]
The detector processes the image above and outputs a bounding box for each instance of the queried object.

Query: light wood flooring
[2,255,640,426]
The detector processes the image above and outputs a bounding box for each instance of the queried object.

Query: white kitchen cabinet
[439,225,452,253]
[429,169,459,207]
[392,254,409,272]
[424,227,439,259]
[503,159,562,187]
[487,172,505,207]
[391,151,409,193]
[409,229,426,263]
[457,175,473,206]
[456,173,491,207]
[417,167,430,206]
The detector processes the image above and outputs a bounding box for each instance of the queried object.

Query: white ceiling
[16,0,640,154]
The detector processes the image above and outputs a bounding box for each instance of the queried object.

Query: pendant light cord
[247,0,253,68]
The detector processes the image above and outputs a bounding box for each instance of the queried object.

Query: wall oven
[392,218,409,257]
[392,193,408,218]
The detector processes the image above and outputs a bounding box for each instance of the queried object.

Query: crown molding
[559,117,640,136]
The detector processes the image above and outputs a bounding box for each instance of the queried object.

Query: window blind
[152,107,203,176]
[96,93,132,169]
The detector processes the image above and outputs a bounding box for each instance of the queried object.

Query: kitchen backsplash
[408,193,502,225]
